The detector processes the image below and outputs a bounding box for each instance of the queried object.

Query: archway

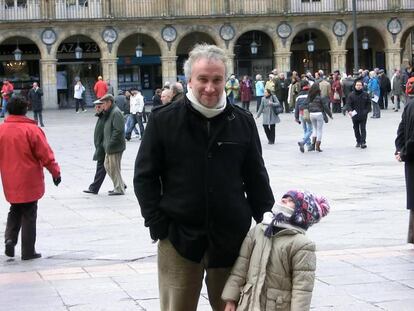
[56,35,101,108]
[0,36,41,98]
[233,30,274,78]
[346,27,386,74]
[290,29,331,75]
[117,34,162,100]
[176,32,216,79]
[400,27,414,69]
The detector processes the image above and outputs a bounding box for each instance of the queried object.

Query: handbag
[271,95,283,115]
[333,91,340,100]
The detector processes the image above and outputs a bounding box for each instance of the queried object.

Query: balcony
[55,0,102,19]
[0,0,413,21]
[0,0,40,20]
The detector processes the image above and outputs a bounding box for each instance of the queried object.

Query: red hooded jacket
[0,115,60,203]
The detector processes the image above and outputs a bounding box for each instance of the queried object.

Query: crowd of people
[223,65,414,152]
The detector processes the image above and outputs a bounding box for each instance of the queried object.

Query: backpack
[406,77,414,95]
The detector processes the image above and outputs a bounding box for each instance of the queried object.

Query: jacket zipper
[217,141,240,146]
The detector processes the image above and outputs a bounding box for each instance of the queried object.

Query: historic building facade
[0,0,413,108]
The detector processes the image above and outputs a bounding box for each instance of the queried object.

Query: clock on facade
[219,24,235,41]
[102,27,118,44]
[161,26,177,42]
[333,20,347,37]
[276,22,292,39]
[387,18,402,35]
[41,29,57,45]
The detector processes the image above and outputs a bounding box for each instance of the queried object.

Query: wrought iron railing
[0,0,413,21]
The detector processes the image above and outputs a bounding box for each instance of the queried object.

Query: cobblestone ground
[0,106,413,310]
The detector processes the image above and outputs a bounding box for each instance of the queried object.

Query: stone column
[101,57,118,94]
[161,55,177,84]
[330,50,347,74]
[274,51,292,74]
[40,58,58,109]
[385,48,402,76]
[226,53,235,76]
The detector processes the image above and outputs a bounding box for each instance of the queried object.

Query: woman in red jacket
[240,75,253,111]
[0,96,61,260]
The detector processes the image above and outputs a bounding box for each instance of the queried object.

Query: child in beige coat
[222,190,330,311]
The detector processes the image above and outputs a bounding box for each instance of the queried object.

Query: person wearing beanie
[343,80,372,149]
[222,190,330,311]
[294,80,313,152]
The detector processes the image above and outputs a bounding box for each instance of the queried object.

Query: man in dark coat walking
[134,44,274,311]
[83,99,106,194]
[378,69,391,109]
[27,82,44,127]
[395,83,414,242]
[343,80,371,149]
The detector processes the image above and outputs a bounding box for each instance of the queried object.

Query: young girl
[222,190,330,311]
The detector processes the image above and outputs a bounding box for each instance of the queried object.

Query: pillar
[274,51,292,74]
[385,48,402,76]
[226,53,235,77]
[330,50,347,74]
[161,55,177,84]
[101,57,118,94]
[40,58,58,109]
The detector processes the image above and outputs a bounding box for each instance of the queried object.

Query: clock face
[387,18,402,35]
[41,29,57,45]
[277,22,292,39]
[161,26,177,42]
[102,28,118,44]
[219,25,235,41]
[333,21,347,37]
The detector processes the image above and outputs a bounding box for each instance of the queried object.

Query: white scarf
[186,88,227,119]
[262,203,306,234]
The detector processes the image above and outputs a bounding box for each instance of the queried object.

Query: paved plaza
[0,107,413,310]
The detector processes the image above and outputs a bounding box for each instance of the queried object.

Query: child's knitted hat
[264,190,330,237]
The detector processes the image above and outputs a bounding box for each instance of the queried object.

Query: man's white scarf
[186,88,227,119]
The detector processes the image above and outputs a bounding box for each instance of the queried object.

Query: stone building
[0,0,413,108]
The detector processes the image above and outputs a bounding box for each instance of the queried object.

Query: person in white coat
[74,80,86,113]
[125,88,145,140]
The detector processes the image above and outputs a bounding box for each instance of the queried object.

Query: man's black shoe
[22,252,41,260]
[83,189,98,194]
[355,143,361,148]
[108,191,124,196]
[5,240,14,257]
[361,143,367,149]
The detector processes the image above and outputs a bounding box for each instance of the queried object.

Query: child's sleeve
[291,240,316,311]
[221,227,256,302]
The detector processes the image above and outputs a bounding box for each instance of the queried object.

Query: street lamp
[135,44,143,58]
[362,37,369,50]
[307,32,315,53]
[250,40,258,55]
[75,40,83,59]
[13,41,22,61]
[352,0,359,75]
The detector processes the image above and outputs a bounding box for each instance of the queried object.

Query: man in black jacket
[378,69,391,109]
[27,82,44,127]
[134,44,274,311]
[344,80,372,148]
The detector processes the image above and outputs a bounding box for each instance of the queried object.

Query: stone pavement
[0,106,412,310]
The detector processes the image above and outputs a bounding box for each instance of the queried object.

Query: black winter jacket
[28,88,43,112]
[134,97,274,267]
[345,90,371,120]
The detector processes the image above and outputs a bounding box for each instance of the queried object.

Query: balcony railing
[0,0,413,21]
[55,0,102,19]
[0,0,40,20]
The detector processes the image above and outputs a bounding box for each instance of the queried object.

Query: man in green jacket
[83,99,107,194]
[101,94,126,195]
